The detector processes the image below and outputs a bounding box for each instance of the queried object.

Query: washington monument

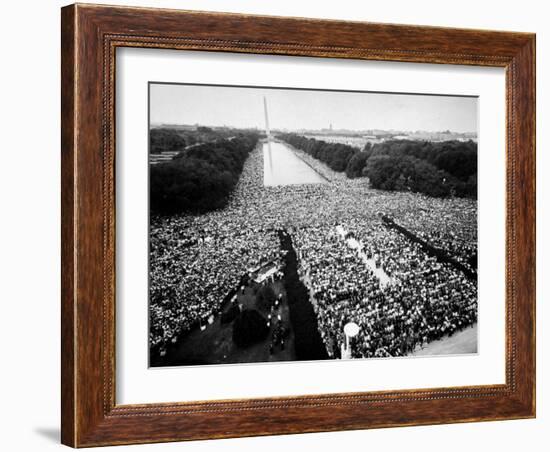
[263,96,271,141]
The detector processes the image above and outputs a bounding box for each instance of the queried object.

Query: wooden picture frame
[61,3,536,447]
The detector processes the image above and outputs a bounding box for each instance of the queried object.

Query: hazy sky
[150,83,477,133]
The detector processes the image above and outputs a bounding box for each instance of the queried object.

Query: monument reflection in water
[263,141,328,187]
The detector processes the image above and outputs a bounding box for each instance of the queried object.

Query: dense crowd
[149,215,281,350]
[150,140,478,359]
[396,200,477,271]
[293,221,476,358]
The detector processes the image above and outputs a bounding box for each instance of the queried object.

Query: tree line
[150,133,260,214]
[279,134,477,198]
[150,127,235,154]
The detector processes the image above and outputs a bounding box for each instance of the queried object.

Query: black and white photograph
[148,83,479,367]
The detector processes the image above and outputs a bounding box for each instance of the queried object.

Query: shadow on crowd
[149,273,249,367]
[278,229,329,361]
[381,215,477,281]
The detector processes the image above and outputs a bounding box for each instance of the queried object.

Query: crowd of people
[396,199,478,272]
[293,220,477,358]
[149,212,281,351]
[150,139,478,359]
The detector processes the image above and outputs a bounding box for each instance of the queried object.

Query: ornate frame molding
[61,4,535,447]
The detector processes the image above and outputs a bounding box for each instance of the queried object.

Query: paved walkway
[412,323,478,356]
[335,225,393,288]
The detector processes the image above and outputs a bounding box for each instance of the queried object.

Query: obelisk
[263,96,271,141]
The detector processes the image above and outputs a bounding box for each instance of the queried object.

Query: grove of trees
[149,127,236,154]
[150,128,189,154]
[232,309,269,348]
[279,133,477,199]
[150,133,259,214]
[255,285,277,311]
